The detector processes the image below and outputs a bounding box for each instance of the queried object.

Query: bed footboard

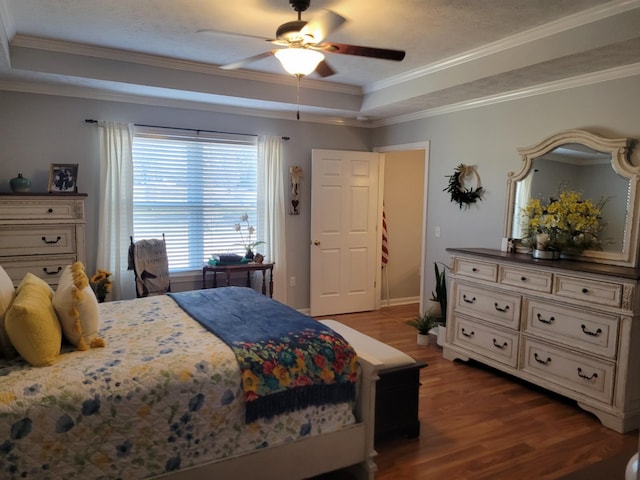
[153,356,382,480]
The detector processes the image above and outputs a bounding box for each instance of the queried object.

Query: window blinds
[132,127,258,272]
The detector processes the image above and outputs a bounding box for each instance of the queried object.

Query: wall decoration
[444,163,483,209]
[289,165,303,215]
[48,163,79,193]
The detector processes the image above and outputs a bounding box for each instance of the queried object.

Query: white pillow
[0,265,18,358]
[53,262,105,350]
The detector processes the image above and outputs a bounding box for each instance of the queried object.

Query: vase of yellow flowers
[522,190,605,259]
[234,213,265,260]
[90,269,112,303]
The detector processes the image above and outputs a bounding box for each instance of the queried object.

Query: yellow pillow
[53,263,105,350]
[0,265,18,359]
[5,273,61,366]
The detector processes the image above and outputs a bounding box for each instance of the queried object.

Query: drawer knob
[461,328,475,338]
[581,287,589,294]
[534,353,551,365]
[462,295,476,304]
[494,303,510,313]
[47,208,53,213]
[536,313,555,325]
[581,324,602,337]
[577,367,598,381]
[472,267,478,272]
[43,266,62,275]
[492,339,508,350]
[520,276,527,282]
[41,236,62,245]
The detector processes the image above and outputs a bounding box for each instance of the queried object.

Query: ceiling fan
[201,0,406,78]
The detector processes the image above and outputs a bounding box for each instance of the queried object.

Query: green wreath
[444,164,484,209]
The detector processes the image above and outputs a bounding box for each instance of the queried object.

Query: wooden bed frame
[154,355,383,480]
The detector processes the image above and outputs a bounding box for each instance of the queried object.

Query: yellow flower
[320,368,335,383]
[273,365,291,387]
[522,189,604,254]
[90,269,112,300]
[242,369,260,392]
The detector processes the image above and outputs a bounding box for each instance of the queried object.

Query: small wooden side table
[202,262,275,297]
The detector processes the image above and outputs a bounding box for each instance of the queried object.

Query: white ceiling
[1,0,640,125]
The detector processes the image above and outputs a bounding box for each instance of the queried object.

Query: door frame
[374,141,430,313]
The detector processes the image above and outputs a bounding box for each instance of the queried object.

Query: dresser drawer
[554,274,623,308]
[0,198,84,221]
[454,258,497,282]
[499,265,553,293]
[1,255,76,287]
[0,226,77,257]
[452,316,518,367]
[453,284,521,329]
[523,299,619,358]
[521,338,615,404]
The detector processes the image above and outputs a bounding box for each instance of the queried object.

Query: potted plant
[406,313,440,346]
[429,262,449,346]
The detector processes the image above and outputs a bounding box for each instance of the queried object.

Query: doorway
[375,142,429,314]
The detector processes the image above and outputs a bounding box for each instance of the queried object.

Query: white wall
[3,73,640,311]
[373,74,640,305]
[0,92,371,309]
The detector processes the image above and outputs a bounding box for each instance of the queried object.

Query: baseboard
[380,296,419,307]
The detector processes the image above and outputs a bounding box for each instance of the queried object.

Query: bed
[0,283,381,480]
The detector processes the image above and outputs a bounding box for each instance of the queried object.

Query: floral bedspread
[0,295,356,479]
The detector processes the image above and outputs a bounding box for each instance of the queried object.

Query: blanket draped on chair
[128,239,170,297]
[168,287,358,423]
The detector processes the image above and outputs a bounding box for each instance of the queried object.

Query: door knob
[313,240,321,246]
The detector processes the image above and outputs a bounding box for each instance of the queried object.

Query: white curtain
[97,122,136,300]
[514,174,533,239]
[257,136,287,303]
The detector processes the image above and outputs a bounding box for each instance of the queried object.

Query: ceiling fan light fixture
[274,48,324,76]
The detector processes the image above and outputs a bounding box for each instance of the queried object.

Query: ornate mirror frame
[504,129,639,267]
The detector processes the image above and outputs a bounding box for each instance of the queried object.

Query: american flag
[381,206,389,267]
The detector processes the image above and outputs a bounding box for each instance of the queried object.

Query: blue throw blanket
[168,287,357,423]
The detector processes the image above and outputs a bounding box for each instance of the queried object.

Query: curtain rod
[84,119,290,140]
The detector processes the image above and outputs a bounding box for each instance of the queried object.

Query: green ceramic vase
[10,173,31,193]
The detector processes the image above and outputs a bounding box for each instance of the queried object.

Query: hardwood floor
[314,304,639,480]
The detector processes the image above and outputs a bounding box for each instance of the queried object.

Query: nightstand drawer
[523,299,618,358]
[454,258,498,282]
[499,265,552,293]
[554,274,622,308]
[521,338,614,404]
[452,316,518,367]
[0,225,77,257]
[453,284,521,329]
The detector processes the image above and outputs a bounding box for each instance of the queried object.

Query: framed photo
[48,163,78,193]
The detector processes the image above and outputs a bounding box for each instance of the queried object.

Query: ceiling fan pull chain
[296,75,301,120]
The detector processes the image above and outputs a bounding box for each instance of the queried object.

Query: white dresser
[0,193,87,288]
[443,248,640,433]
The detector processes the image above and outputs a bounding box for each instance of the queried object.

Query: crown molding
[365,0,640,95]
[10,34,362,96]
[372,62,640,128]
[0,78,365,127]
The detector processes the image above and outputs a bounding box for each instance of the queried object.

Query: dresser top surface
[0,193,87,198]
[447,247,640,280]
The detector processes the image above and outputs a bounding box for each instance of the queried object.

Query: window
[132,127,258,272]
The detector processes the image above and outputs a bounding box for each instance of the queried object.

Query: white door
[310,149,381,316]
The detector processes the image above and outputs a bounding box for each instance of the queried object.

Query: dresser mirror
[504,129,639,267]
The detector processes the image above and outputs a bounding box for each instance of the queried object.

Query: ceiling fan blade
[320,42,405,61]
[299,9,345,44]
[197,28,272,42]
[314,60,335,77]
[220,51,275,70]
